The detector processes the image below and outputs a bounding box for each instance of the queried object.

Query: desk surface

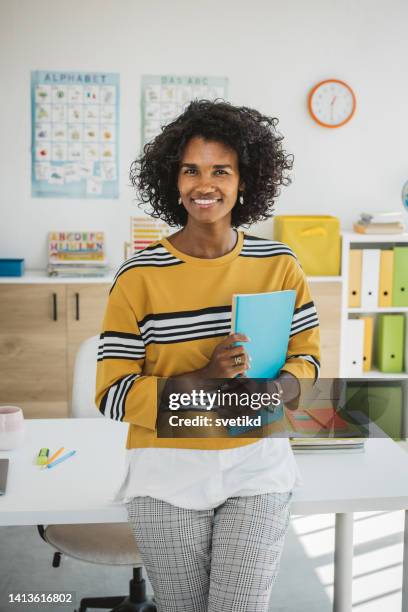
[1,419,408,526]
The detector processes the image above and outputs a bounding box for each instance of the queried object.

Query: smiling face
[177,136,243,227]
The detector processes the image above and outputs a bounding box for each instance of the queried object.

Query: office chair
[37,335,157,612]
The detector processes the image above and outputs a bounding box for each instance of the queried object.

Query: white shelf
[0,270,114,284]
[340,233,408,384]
[348,307,408,313]
[342,230,408,243]
[355,370,408,380]
[1,271,341,285]
[307,276,342,283]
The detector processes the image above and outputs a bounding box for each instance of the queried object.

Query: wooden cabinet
[0,283,110,418]
[309,281,341,378]
[66,284,110,403]
[0,285,67,418]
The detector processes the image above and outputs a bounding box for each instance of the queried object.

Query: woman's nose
[196,181,217,194]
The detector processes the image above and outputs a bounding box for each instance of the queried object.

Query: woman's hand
[202,333,251,379]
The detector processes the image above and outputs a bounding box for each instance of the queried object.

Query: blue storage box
[0,259,25,277]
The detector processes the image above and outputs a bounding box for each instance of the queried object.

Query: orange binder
[361,315,374,371]
[348,250,362,307]
[378,250,394,307]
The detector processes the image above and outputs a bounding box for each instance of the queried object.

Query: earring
[239,193,244,205]
[178,197,182,205]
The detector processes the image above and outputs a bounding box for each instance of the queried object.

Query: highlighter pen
[42,447,65,468]
[36,448,49,466]
[46,450,76,469]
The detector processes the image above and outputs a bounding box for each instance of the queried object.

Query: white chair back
[71,335,103,418]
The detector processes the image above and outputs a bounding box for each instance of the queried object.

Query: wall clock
[308,79,356,128]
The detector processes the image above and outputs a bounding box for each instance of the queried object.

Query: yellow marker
[43,447,65,468]
[36,448,49,465]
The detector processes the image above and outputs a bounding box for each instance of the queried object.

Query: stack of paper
[286,405,366,452]
[290,438,365,453]
[47,231,109,277]
[353,211,405,234]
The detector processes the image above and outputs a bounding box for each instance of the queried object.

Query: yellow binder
[348,250,362,307]
[361,316,374,372]
[379,250,394,307]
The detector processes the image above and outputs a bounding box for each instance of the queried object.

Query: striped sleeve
[95,278,157,429]
[280,258,321,382]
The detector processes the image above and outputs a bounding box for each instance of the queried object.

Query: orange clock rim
[308,78,356,128]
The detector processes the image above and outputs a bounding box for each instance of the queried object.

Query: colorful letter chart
[31,71,119,198]
[141,75,228,146]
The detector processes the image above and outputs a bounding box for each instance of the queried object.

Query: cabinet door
[0,284,67,418]
[309,282,341,378]
[66,284,110,406]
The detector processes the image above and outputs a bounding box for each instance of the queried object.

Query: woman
[96,100,320,612]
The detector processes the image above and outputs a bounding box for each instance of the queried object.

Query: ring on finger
[234,355,242,366]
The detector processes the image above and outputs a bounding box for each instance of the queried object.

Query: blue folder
[228,290,296,435]
[232,290,296,378]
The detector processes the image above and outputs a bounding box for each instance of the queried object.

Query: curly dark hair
[130,99,294,228]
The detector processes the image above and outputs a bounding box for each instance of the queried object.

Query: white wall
[1,0,407,270]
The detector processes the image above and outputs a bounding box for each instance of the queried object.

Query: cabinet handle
[75,292,80,321]
[52,293,58,321]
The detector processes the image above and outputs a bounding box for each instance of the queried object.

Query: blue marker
[46,450,76,469]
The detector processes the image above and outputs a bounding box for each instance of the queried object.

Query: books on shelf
[347,246,408,309]
[47,231,109,277]
[343,313,406,376]
[354,222,405,234]
[360,211,404,224]
[354,211,405,234]
[47,263,109,278]
[344,237,408,377]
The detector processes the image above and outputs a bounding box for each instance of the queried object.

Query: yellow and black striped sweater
[95,231,320,450]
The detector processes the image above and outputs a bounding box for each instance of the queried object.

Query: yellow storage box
[274,215,341,276]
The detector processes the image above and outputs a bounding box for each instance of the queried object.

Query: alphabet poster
[31,71,119,198]
[141,75,228,146]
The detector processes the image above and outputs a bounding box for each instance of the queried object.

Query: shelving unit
[339,231,408,438]
[348,307,408,314]
[357,370,408,380]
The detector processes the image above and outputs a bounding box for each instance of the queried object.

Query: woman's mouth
[191,198,222,208]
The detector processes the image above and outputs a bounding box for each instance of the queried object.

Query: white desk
[1,419,408,612]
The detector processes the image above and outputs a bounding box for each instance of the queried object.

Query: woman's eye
[214,169,227,175]
[183,168,196,175]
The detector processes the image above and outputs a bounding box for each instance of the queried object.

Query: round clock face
[308,79,356,128]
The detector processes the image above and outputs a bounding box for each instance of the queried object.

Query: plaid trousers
[126,491,292,612]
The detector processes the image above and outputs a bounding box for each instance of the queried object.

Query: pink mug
[0,406,25,450]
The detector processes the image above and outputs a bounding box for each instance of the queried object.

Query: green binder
[392,247,408,306]
[376,314,405,372]
[345,382,402,439]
